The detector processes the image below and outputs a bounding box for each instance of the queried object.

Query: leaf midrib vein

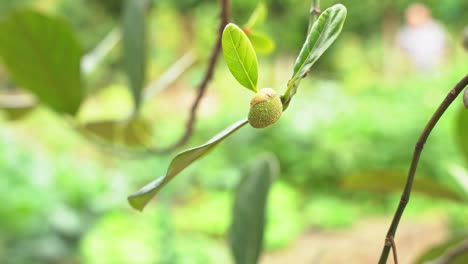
[291,11,330,82]
[228,28,256,90]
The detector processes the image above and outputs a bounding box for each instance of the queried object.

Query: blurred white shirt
[398,21,447,73]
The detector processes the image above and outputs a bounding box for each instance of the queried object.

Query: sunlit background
[0,0,467,263]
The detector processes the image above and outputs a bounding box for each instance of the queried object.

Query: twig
[307,0,321,35]
[81,27,121,74]
[140,0,230,154]
[143,50,197,101]
[385,236,398,264]
[166,0,231,150]
[378,74,468,264]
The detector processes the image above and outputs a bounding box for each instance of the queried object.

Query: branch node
[400,196,409,205]
[415,142,424,152]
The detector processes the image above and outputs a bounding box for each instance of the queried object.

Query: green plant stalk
[378,74,468,264]
[282,79,295,110]
[307,0,320,35]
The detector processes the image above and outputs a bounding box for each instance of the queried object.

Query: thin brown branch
[167,0,230,152]
[78,0,231,158]
[378,74,468,264]
[385,236,398,264]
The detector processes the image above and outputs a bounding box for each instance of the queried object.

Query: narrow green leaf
[342,171,467,202]
[292,4,346,79]
[80,118,153,147]
[222,23,258,92]
[244,2,267,29]
[0,9,83,115]
[122,0,146,111]
[283,4,346,107]
[128,118,249,211]
[248,31,275,54]
[455,106,468,164]
[415,235,468,264]
[230,155,278,264]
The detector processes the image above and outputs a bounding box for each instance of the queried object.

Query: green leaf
[414,235,468,264]
[248,31,275,54]
[0,9,83,115]
[122,0,146,111]
[283,4,346,108]
[222,23,258,92]
[455,106,468,164]
[342,171,467,202]
[80,118,153,147]
[128,118,249,211]
[244,2,267,29]
[230,155,278,264]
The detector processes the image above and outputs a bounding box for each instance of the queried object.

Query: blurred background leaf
[122,0,147,112]
[415,235,468,264]
[0,9,83,115]
[229,155,278,264]
[248,32,275,55]
[342,171,467,202]
[243,1,267,30]
[79,118,153,147]
[0,92,37,120]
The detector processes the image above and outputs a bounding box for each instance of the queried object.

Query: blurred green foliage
[0,0,467,263]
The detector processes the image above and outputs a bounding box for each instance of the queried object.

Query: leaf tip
[332,3,348,16]
[223,23,237,32]
[127,194,145,211]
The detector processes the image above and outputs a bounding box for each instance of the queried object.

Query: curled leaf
[128,118,248,211]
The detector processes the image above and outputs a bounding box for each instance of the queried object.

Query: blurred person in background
[397,3,449,73]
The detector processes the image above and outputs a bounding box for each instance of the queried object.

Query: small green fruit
[248,88,283,128]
